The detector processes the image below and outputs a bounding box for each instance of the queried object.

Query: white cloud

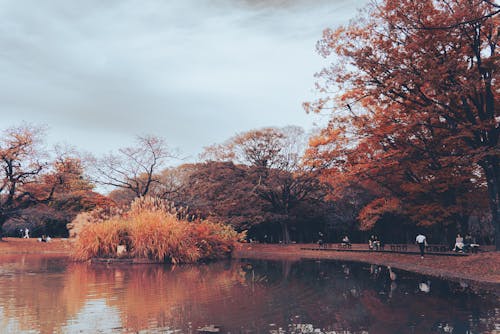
[0,0,368,159]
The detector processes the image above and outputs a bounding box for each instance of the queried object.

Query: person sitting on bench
[368,235,375,250]
[453,234,464,252]
[341,235,351,248]
[463,234,472,253]
[463,234,480,253]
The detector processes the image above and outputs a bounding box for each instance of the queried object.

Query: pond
[0,254,498,334]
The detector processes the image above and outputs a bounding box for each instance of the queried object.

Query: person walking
[415,233,427,259]
[317,231,324,248]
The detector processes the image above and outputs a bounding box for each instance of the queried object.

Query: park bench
[425,244,449,253]
[368,241,384,251]
[389,244,408,252]
[337,243,352,249]
[456,243,481,254]
[468,244,481,253]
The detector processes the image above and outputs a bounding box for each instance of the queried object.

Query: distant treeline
[0,124,494,247]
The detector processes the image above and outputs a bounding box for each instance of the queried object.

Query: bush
[72,197,244,263]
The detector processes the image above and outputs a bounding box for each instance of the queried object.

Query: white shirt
[416,234,426,243]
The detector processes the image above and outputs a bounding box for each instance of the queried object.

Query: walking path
[0,237,73,254]
[301,243,469,256]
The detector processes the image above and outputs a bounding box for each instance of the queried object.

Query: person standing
[415,233,427,259]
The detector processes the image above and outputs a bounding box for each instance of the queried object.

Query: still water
[0,254,498,334]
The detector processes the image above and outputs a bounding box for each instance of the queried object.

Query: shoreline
[1,238,498,293]
[233,243,500,294]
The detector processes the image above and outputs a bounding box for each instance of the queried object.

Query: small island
[72,197,244,264]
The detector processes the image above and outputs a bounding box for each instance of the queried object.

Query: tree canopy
[0,125,105,237]
[305,0,498,246]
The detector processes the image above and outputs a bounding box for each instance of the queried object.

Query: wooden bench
[459,244,480,253]
[389,244,408,252]
[368,241,384,251]
[317,240,326,249]
[468,244,480,253]
[338,243,352,249]
[425,244,449,253]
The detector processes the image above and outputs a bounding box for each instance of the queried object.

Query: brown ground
[1,238,498,292]
[0,237,73,254]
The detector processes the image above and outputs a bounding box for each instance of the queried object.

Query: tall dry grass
[72,218,128,260]
[72,197,244,263]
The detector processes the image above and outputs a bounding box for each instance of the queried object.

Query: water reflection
[419,280,431,294]
[0,255,497,333]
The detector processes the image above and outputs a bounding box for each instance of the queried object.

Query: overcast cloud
[0,0,368,160]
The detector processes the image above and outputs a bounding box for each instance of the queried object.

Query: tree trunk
[280,221,290,244]
[0,217,4,241]
[482,158,500,250]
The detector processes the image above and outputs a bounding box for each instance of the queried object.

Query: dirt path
[0,237,73,254]
[234,243,500,293]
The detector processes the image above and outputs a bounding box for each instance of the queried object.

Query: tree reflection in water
[0,255,497,334]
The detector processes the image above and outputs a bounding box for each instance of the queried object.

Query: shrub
[191,220,244,260]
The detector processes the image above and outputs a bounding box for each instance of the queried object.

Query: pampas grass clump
[72,197,244,263]
[72,218,126,260]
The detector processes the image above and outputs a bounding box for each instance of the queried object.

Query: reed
[128,210,199,263]
[72,218,126,260]
[72,197,244,263]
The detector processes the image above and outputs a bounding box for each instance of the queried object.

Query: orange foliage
[358,198,401,230]
[306,0,498,234]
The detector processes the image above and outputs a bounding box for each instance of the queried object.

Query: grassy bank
[0,237,73,254]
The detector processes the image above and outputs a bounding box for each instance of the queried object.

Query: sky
[0,0,368,162]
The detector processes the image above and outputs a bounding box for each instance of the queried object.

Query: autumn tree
[0,125,48,237]
[150,166,190,201]
[203,127,290,169]
[172,161,266,229]
[93,135,176,198]
[0,125,103,237]
[203,126,327,243]
[24,152,91,204]
[306,0,498,246]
